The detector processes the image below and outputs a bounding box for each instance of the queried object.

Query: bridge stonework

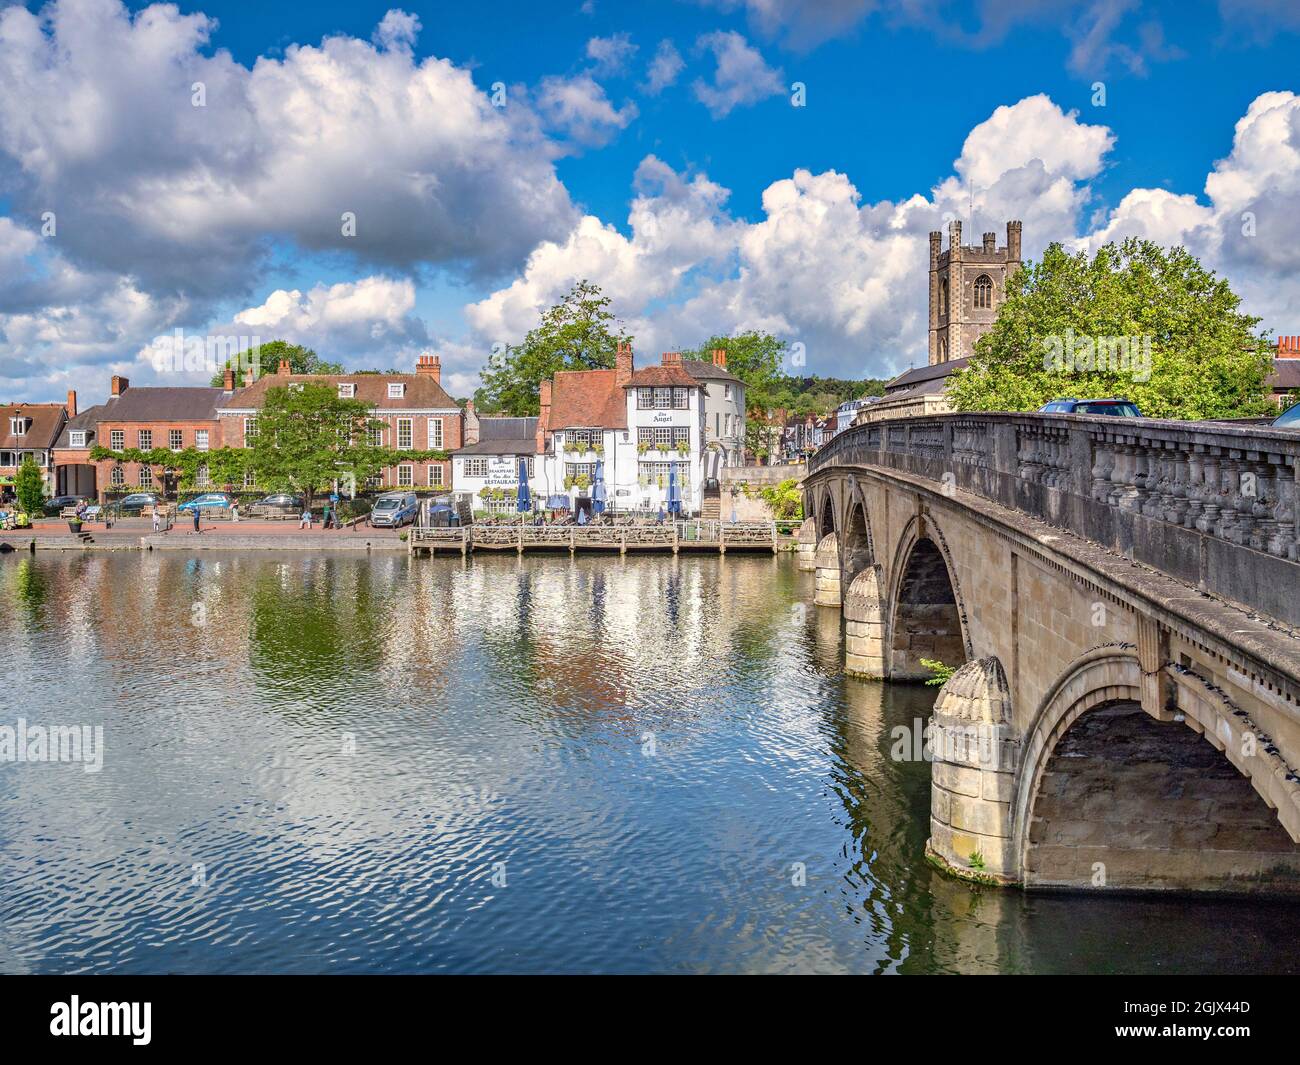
[803,412,1300,895]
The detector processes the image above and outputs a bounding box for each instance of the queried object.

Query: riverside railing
[410,519,791,554]
[807,412,1300,628]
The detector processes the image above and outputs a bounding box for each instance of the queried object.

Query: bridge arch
[816,491,836,541]
[1011,651,1300,894]
[839,485,874,591]
[887,514,970,681]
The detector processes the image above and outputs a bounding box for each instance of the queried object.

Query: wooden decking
[409,520,798,555]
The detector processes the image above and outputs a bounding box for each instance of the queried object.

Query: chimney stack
[111,375,129,397]
[712,348,727,368]
[662,352,682,366]
[222,367,236,392]
[277,359,292,375]
[416,352,442,383]
[243,366,256,387]
[65,390,77,418]
[464,399,479,445]
[1278,336,1300,359]
[615,341,634,387]
[537,380,552,454]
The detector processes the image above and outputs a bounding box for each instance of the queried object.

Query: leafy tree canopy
[947,238,1274,419]
[248,383,392,505]
[209,340,344,387]
[15,457,45,516]
[475,279,631,415]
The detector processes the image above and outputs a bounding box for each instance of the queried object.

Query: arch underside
[891,537,964,680]
[1025,701,1300,894]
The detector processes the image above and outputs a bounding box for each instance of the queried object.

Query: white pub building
[536,344,707,516]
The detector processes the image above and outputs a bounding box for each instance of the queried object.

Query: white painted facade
[538,380,707,515]
[452,452,544,514]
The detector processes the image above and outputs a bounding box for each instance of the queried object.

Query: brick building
[217,354,462,490]
[0,398,69,498]
[93,376,223,496]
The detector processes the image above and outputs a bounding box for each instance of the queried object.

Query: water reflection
[0,552,1297,974]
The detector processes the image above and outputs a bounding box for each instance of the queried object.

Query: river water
[1,551,1296,974]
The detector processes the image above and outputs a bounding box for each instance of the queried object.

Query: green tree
[686,331,787,403]
[475,280,631,415]
[14,457,45,517]
[248,383,387,507]
[947,239,1274,419]
[209,340,344,387]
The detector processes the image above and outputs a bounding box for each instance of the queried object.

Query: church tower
[928,219,1021,365]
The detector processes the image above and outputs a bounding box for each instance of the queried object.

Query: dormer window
[69,430,86,447]
[10,417,26,436]
[338,383,355,398]
[387,382,405,399]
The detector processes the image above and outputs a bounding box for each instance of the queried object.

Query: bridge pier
[926,657,1020,883]
[843,565,886,678]
[795,517,817,571]
[813,533,841,607]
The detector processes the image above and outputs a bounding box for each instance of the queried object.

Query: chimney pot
[277,359,291,375]
[416,353,442,383]
[662,351,682,366]
[243,366,255,387]
[222,368,235,392]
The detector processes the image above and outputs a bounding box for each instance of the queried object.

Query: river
[1,551,1296,974]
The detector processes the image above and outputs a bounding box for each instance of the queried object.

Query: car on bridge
[1271,403,1300,430]
[1038,398,1143,416]
[1034,400,1138,416]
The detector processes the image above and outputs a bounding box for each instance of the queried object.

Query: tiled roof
[99,387,223,423]
[545,369,627,430]
[0,403,67,449]
[218,372,458,410]
[54,403,108,449]
[680,358,741,383]
[626,365,701,388]
[457,416,539,455]
[1267,358,1300,391]
[885,357,969,393]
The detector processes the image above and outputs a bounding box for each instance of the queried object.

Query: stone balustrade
[809,412,1300,628]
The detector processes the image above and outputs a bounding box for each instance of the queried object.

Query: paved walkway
[7,517,406,551]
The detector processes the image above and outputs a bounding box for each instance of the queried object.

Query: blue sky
[1,0,1299,401]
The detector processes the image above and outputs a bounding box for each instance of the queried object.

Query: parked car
[368,491,418,528]
[1271,403,1300,431]
[42,494,89,515]
[249,493,303,517]
[116,492,160,515]
[177,492,235,513]
[1039,398,1143,417]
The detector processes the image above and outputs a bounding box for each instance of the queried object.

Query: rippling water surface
[2,551,1298,974]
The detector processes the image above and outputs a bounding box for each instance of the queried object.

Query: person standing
[192,505,201,534]
[151,503,161,533]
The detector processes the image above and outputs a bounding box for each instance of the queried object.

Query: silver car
[368,492,418,528]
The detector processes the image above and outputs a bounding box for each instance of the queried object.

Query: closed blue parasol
[667,463,682,515]
[592,459,607,515]
[516,458,531,513]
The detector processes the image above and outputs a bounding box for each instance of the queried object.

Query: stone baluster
[1091,440,1114,503]
[1166,448,1191,527]
[1249,459,1277,553]
[1183,449,1205,529]
[1196,450,1222,535]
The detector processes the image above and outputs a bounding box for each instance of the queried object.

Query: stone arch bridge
[800,412,1300,895]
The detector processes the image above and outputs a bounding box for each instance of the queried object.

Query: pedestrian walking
[151,504,161,533]
[231,501,239,524]
[192,506,201,534]
[322,502,331,531]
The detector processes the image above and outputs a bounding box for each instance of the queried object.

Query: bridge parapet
[810,413,1300,628]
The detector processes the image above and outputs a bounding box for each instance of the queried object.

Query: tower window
[974,274,993,309]
[940,277,949,317]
